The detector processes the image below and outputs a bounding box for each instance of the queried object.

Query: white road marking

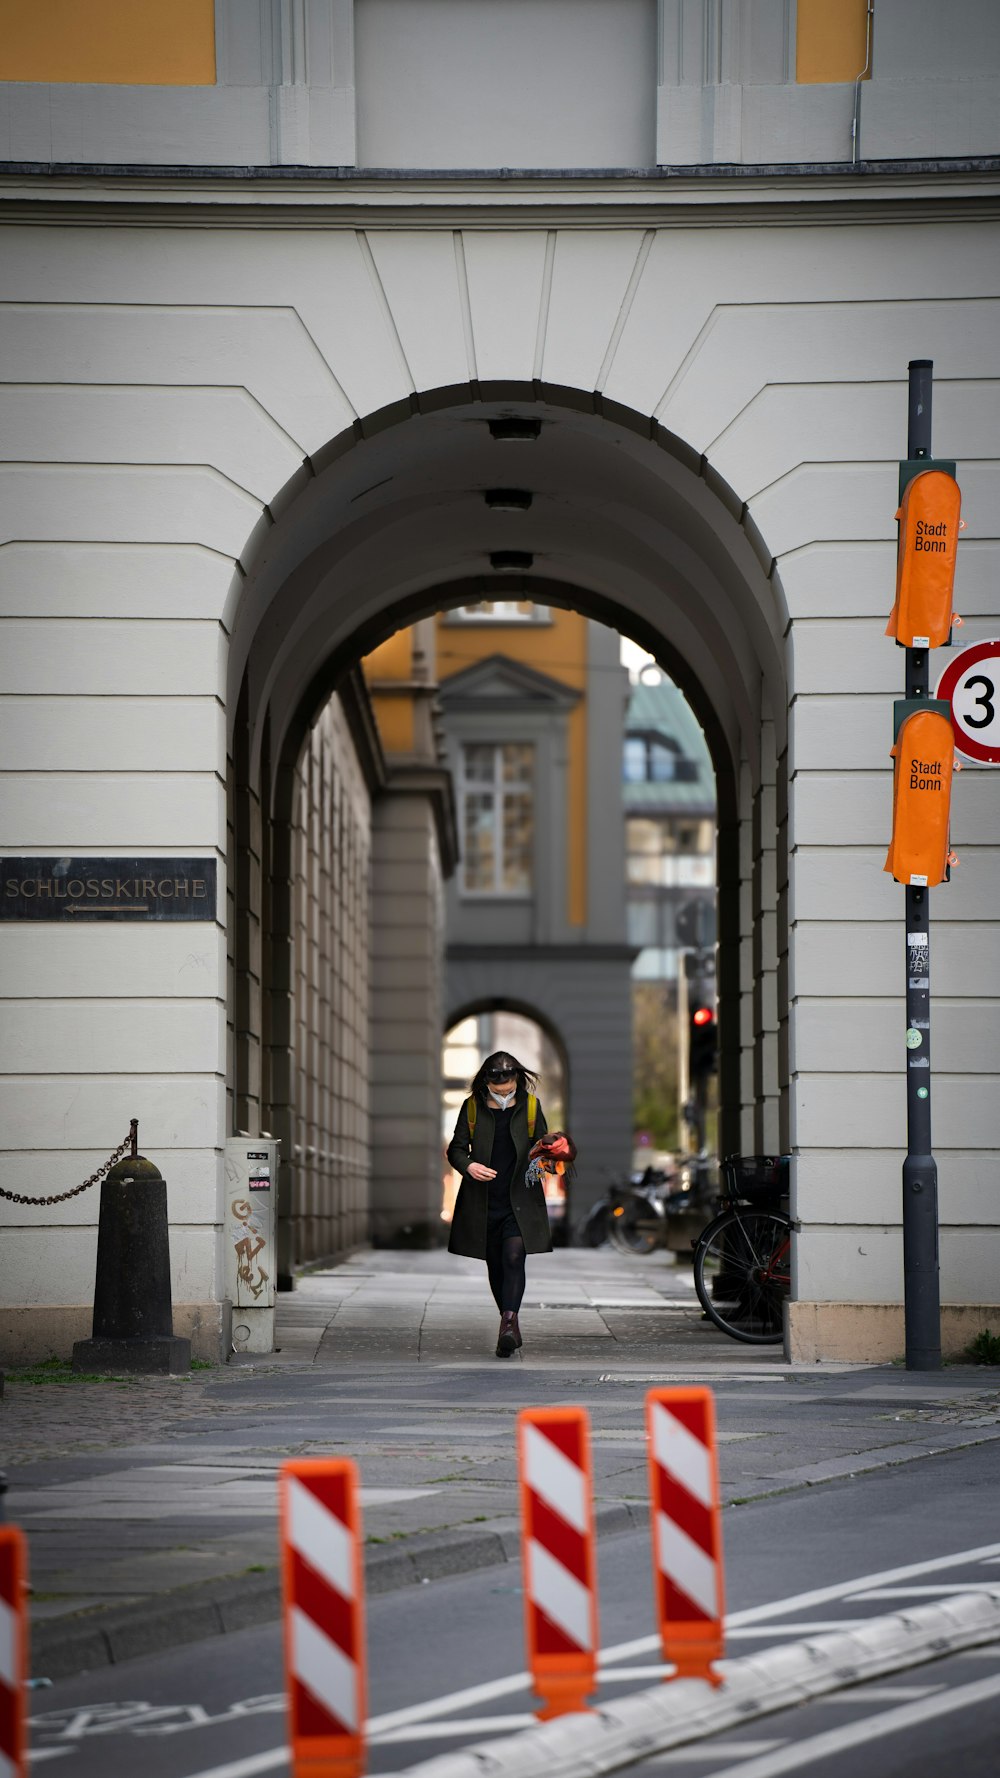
[654,1744,784,1765]
[692,1672,1000,1778]
[597,1665,672,1681]
[373,1714,537,1742]
[813,1684,944,1702]
[849,1583,1000,1600]
[727,1622,874,1637]
[172,1538,1000,1778]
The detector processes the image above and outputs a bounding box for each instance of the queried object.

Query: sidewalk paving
[3,1246,999,1679]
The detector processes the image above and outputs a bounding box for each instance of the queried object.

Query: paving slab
[2,1245,999,1680]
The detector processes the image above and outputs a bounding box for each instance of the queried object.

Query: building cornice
[380,762,459,880]
[0,160,998,229]
[337,666,388,798]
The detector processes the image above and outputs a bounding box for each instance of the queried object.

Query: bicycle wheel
[610,1194,660,1255]
[576,1204,610,1247]
[693,1205,791,1344]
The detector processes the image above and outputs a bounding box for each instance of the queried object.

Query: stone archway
[225,384,787,1285]
[3,171,996,1370]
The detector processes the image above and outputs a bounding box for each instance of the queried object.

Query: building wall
[439,606,594,933]
[286,692,373,1265]
[370,791,448,1243]
[362,619,458,1245]
[0,0,217,86]
[355,0,657,171]
[0,3,998,1360]
[2,0,996,168]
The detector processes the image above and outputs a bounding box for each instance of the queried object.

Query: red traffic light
[692,1007,713,1026]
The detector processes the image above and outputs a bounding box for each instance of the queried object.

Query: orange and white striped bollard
[0,1525,28,1777]
[517,1406,599,1719]
[280,1459,367,1778]
[645,1387,725,1686]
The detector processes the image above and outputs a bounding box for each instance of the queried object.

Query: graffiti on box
[229,1196,270,1303]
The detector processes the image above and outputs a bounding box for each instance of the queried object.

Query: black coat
[446,1092,551,1259]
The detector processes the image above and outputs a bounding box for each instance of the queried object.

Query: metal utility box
[224,1136,279,1354]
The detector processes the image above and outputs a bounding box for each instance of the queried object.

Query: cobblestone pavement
[3,1247,999,1678]
[3,1370,249,1464]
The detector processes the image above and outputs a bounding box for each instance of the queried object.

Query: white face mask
[488,1087,516,1109]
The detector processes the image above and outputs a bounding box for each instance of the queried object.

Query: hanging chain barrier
[0,1119,138,1207]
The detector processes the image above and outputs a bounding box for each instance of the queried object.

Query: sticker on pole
[937,639,1000,763]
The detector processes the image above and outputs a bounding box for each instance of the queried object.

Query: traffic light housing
[886,467,962,650]
[689,1004,718,1081]
[884,704,955,888]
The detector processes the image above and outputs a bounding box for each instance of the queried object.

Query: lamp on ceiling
[489,551,534,573]
[488,417,541,441]
[484,488,533,510]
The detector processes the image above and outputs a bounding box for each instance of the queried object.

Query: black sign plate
[0,858,218,922]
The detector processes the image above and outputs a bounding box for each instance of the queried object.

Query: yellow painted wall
[796,0,870,84]
[361,631,416,758]
[0,0,216,86]
[367,695,415,756]
[437,609,589,928]
[363,632,413,682]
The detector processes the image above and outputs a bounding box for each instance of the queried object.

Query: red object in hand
[529,1130,577,1165]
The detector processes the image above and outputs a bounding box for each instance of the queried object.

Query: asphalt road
[26,1440,1000,1778]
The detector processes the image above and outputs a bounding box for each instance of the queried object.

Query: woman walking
[447,1050,551,1357]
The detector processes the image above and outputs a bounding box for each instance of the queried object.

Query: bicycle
[606,1159,713,1255]
[692,1155,791,1345]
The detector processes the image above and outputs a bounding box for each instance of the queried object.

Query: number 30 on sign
[937,639,1000,764]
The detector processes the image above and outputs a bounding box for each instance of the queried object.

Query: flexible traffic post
[645,1387,725,1686]
[517,1406,599,1719]
[0,1526,28,1777]
[280,1459,367,1778]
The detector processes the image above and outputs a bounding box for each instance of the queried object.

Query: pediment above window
[437,654,581,712]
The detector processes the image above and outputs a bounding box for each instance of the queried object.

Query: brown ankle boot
[511,1312,522,1349]
[496,1311,517,1357]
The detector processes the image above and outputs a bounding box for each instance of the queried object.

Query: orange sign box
[886,469,962,650]
[884,708,955,888]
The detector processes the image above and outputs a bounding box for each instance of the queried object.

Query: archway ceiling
[232,398,787,784]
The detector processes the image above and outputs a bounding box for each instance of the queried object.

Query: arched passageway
[225,386,787,1279]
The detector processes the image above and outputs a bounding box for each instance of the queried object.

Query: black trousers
[485,1210,526,1313]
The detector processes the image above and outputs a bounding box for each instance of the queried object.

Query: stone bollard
[72,1154,191,1374]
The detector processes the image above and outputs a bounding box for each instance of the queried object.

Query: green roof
[623,673,716,813]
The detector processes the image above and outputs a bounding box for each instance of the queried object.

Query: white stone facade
[1,1,998,1361]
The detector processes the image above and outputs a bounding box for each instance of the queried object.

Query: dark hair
[470,1050,539,1103]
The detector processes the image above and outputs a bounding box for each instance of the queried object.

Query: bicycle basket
[721,1154,789,1201]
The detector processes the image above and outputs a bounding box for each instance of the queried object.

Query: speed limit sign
[937,639,1000,763]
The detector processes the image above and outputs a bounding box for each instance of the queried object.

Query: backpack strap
[469,1092,534,1137]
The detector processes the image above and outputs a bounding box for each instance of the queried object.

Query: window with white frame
[459,741,534,894]
[447,600,550,623]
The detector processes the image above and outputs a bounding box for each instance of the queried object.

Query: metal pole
[901,358,941,1370]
